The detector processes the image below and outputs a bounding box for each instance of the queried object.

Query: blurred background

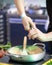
[0,0,49,52]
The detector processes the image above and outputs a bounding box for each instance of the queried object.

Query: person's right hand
[22,16,36,31]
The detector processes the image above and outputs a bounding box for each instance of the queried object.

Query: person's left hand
[28,27,46,42]
[28,28,38,40]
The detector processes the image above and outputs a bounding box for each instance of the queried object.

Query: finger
[32,34,38,40]
[28,30,37,40]
[28,32,37,40]
[28,33,31,40]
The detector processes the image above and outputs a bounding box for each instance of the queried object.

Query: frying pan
[7,43,46,62]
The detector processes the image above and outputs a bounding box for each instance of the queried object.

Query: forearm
[45,32,52,41]
[14,0,25,16]
[36,28,52,42]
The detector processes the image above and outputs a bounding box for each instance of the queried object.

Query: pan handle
[33,43,45,49]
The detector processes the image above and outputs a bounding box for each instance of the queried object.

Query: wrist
[20,13,26,18]
[42,34,47,42]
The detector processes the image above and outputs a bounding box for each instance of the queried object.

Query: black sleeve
[46,0,52,32]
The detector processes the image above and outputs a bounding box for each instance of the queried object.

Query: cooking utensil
[7,43,46,62]
[22,36,28,55]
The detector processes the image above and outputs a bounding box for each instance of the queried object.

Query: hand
[22,16,36,31]
[28,28,38,40]
[28,27,47,42]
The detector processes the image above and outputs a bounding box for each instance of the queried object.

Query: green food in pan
[27,45,43,54]
[8,45,43,55]
[27,45,40,51]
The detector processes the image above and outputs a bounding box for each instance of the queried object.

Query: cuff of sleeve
[20,13,26,18]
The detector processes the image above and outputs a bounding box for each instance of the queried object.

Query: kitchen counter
[0,54,52,65]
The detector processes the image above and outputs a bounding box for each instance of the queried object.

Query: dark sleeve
[46,0,52,32]
[46,1,52,54]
